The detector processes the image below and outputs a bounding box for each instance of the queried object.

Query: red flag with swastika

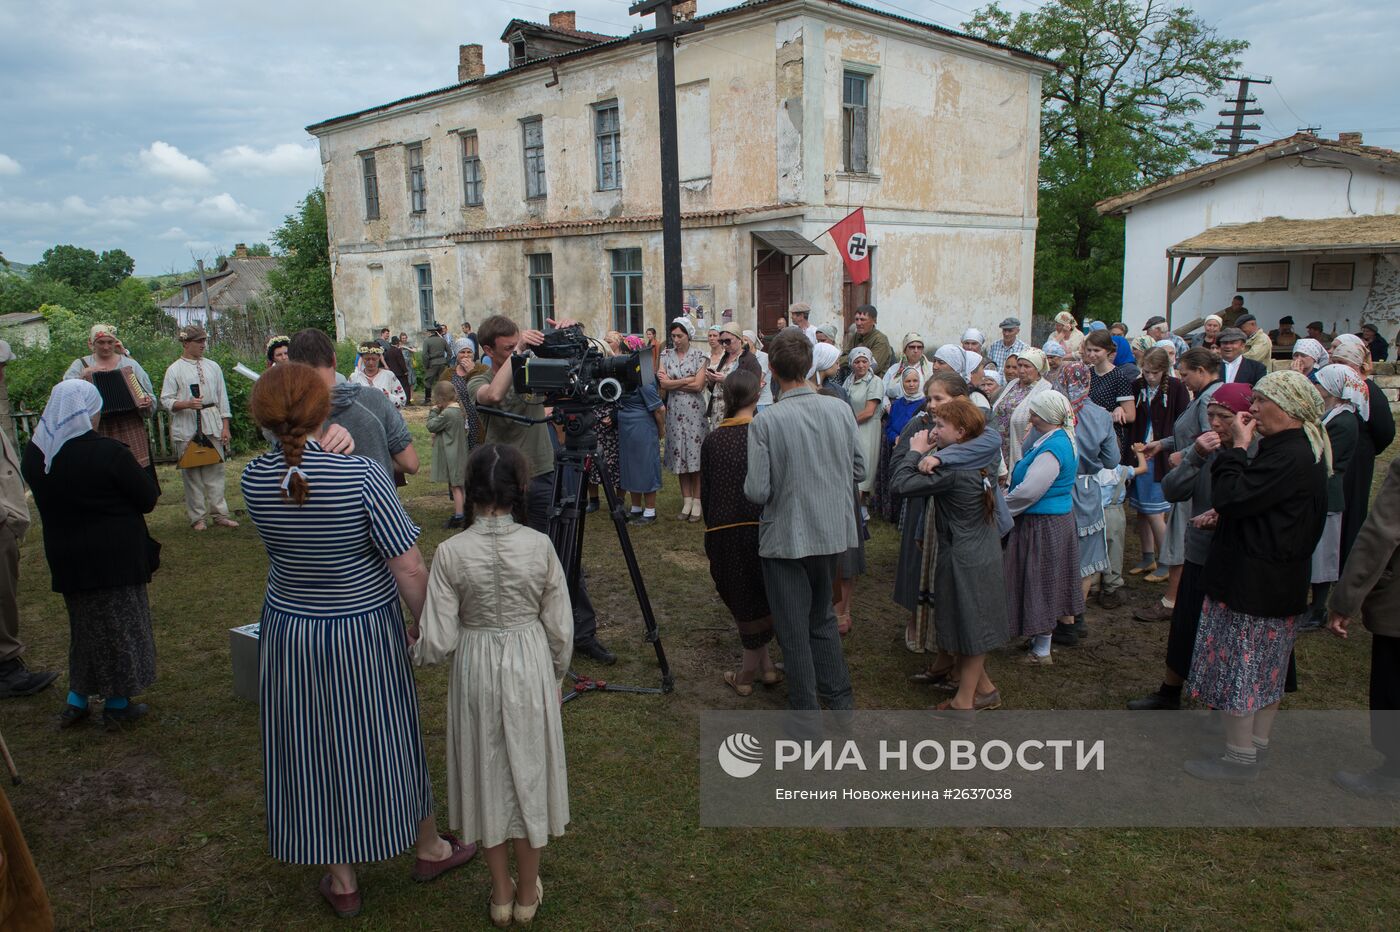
[827,207,870,285]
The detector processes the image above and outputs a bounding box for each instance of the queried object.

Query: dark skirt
[1001,512,1083,638]
[704,525,772,649]
[871,423,900,524]
[64,584,156,697]
[837,485,867,578]
[1186,597,1296,714]
[587,403,622,489]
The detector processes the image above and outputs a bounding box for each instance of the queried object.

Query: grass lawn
[6,410,1399,929]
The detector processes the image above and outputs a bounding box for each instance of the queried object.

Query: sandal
[723,670,755,697]
[909,667,958,690]
[974,689,1003,711]
[935,699,976,712]
[760,669,784,686]
[191,520,207,532]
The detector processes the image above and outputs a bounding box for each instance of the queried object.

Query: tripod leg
[596,460,674,691]
[547,458,587,611]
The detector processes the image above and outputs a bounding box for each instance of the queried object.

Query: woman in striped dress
[243,363,475,919]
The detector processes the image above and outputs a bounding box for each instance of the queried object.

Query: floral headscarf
[1057,362,1093,413]
[1254,370,1332,474]
[1315,363,1370,421]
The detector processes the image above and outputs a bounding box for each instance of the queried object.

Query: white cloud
[138,141,213,185]
[0,198,58,222]
[212,143,319,176]
[101,195,156,218]
[0,154,20,176]
[195,192,260,228]
[157,226,190,241]
[61,195,98,216]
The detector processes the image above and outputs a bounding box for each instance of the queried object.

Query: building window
[610,248,643,333]
[842,71,869,173]
[461,132,483,207]
[528,254,554,330]
[522,117,546,199]
[407,143,427,213]
[362,153,380,220]
[594,101,621,191]
[414,264,434,330]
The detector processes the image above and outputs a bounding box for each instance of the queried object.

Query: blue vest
[1010,429,1076,516]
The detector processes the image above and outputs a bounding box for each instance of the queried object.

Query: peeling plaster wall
[314,6,1046,345]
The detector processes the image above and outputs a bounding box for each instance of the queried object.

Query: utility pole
[195,258,213,331]
[629,1,702,326]
[1214,75,1271,157]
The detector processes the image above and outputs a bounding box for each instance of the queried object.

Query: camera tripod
[478,401,674,704]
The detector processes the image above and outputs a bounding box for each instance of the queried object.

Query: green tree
[965,0,1246,322]
[30,244,135,292]
[266,188,334,334]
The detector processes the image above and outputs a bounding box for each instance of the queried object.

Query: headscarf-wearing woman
[892,398,1008,712]
[883,332,932,399]
[979,367,1005,397]
[809,342,841,386]
[617,340,666,525]
[242,363,474,914]
[891,371,1012,672]
[1058,361,1124,642]
[1128,334,1156,367]
[1331,340,1396,569]
[1191,314,1223,352]
[990,347,1052,470]
[1050,311,1086,358]
[1111,334,1135,367]
[1291,338,1329,381]
[1300,364,1365,628]
[844,346,883,505]
[1043,340,1067,388]
[1002,391,1083,664]
[657,317,710,520]
[63,323,158,485]
[1185,370,1329,782]
[23,380,160,728]
[961,328,986,355]
[873,366,929,523]
[1127,348,1191,576]
[351,343,407,409]
[701,372,779,695]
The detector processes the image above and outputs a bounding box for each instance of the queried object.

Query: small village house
[1098,133,1400,341]
[0,312,50,349]
[306,0,1053,347]
[157,244,279,327]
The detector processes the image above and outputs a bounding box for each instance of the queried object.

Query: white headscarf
[670,316,696,339]
[1334,333,1365,348]
[981,367,1005,388]
[1292,338,1329,367]
[808,342,840,382]
[1315,363,1371,422]
[961,350,982,380]
[451,337,475,359]
[843,347,876,392]
[1028,390,1075,447]
[34,380,103,474]
[961,327,985,347]
[934,344,965,374]
[897,366,925,402]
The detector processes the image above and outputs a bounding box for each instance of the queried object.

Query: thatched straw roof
[1168,214,1400,257]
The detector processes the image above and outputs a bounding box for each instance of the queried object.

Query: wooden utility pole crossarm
[629,0,704,327]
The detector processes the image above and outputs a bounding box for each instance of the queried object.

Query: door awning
[751,230,827,257]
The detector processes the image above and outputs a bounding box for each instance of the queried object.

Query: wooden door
[842,278,871,332]
[755,253,790,334]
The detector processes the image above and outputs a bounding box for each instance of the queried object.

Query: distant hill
[0,258,31,277]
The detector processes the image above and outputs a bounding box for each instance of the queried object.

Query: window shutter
[851,106,868,173]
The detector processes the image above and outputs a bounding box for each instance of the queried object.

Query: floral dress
[661,346,709,474]
[991,380,1035,466]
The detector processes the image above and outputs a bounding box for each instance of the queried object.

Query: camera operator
[469,314,615,665]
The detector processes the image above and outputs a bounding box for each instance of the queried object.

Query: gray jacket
[744,385,864,560]
[1161,436,1258,565]
[1160,379,1221,454]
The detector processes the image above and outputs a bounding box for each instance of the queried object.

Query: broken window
[842,71,869,173]
[528,253,554,329]
[594,101,621,191]
[407,142,426,213]
[414,263,434,330]
[362,153,380,220]
[610,248,643,333]
[522,118,546,199]
[461,132,483,207]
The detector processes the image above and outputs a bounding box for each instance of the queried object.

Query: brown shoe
[319,874,362,919]
[412,833,478,883]
[1133,601,1175,622]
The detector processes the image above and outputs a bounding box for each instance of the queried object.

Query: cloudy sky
[1,0,1394,275]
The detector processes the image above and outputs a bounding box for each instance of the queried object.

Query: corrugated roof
[449,204,798,242]
[1168,215,1400,257]
[499,17,618,44]
[307,0,1054,135]
[1097,133,1400,216]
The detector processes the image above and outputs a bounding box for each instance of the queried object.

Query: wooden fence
[12,410,177,464]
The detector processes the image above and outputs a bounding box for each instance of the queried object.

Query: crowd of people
[4,301,1400,923]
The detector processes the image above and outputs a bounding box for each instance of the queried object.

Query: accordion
[92,367,148,414]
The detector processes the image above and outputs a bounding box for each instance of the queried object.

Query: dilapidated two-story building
[307,0,1051,346]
